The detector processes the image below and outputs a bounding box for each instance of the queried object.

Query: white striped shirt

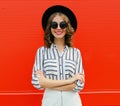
[32,44,84,92]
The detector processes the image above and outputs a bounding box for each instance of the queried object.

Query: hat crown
[42,5,77,32]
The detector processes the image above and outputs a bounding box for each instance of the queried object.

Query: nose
[57,24,61,29]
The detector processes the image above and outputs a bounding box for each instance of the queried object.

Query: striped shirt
[32,44,84,92]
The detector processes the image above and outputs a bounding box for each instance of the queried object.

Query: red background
[0,0,120,105]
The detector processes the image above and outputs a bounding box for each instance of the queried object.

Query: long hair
[44,12,75,48]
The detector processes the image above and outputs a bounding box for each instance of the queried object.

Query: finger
[80,77,83,83]
[81,76,85,83]
[78,75,84,83]
[36,72,41,78]
[36,71,40,75]
[79,73,84,76]
[37,75,40,78]
[36,71,43,74]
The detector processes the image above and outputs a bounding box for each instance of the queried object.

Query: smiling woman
[44,12,75,48]
[31,5,85,106]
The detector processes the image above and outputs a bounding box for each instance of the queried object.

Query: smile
[55,30,64,35]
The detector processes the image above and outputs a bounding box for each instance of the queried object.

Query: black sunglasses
[50,21,67,29]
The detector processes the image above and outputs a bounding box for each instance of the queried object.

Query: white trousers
[42,89,82,106]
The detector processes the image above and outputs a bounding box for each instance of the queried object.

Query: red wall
[0,0,120,105]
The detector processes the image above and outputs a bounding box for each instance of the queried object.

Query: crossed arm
[36,70,85,91]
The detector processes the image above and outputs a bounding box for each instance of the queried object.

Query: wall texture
[0,0,120,105]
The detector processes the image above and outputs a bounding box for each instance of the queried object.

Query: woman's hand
[36,70,45,80]
[65,73,85,84]
[36,70,43,77]
[73,73,85,83]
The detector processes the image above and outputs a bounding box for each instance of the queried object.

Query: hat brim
[42,5,77,32]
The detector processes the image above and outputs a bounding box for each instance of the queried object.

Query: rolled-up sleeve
[73,49,85,92]
[31,47,44,90]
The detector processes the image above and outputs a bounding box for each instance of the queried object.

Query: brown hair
[44,12,75,48]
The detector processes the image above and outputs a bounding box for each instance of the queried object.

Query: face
[51,15,67,40]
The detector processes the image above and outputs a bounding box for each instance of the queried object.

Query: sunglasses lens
[50,21,67,29]
[50,22,58,29]
[60,22,67,29]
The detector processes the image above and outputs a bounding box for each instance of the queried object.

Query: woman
[32,5,85,106]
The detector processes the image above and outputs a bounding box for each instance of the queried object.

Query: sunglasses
[50,21,67,29]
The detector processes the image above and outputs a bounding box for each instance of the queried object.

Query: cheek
[51,29,54,35]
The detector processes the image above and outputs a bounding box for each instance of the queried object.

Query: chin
[55,35,65,39]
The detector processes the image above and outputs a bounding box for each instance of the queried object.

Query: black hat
[42,5,77,32]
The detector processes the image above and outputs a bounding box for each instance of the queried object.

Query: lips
[55,30,63,35]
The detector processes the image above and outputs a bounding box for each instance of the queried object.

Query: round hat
[42,5,77,32]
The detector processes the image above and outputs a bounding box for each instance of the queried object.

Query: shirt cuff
[73,80,84,92]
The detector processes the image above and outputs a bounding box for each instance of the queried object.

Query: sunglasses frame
[50,21,67,29]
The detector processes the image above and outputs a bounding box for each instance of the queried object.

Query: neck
[54,38,65,53]
[54,38,65,46]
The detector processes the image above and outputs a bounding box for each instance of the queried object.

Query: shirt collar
[51,43,69,50]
